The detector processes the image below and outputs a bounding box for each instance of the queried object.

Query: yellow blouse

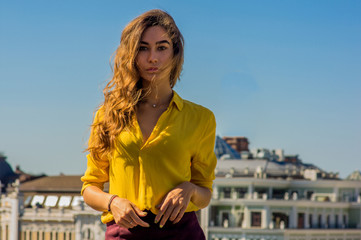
[81,91,217,224]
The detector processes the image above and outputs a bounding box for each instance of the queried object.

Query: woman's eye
[139,46,148,51]
[158,46,167,51]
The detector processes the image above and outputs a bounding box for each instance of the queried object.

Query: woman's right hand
[110,197,150,229]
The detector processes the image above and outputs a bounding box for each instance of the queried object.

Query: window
[71,196,84,207]
[87,229,91,239]
[58,196,72,207]
[31,195,45,207]
[272,212,288,229]
[24,196,32,207]
[335,215,339,228]
[223,188,231,198]
[235,188,247,198]
[272,189,286,199]
[83,228,93,240]
[327,215,330,228]
[251,212,262,227]
[291,191,298,200]
[306,191,314,200]
[221,212,230,228]
[44,196,58,207]
[255,188,267,196]
[297,213,305,228]
[238,212,244,227]
[318,214,322,228]
[309,214,313,228]
[210,206,218,226]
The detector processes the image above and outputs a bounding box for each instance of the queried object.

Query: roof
[19,175,108,193]
[216,159,302,177]
[215,158,336,180]
[214,136,241,159]
[346,170,361,181]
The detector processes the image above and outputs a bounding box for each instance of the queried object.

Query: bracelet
[107,195,118,212]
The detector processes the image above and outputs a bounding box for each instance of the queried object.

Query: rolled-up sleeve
[190,112,217,191]
[80,109,109,195]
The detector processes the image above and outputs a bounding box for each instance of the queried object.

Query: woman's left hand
[155,181,196,227]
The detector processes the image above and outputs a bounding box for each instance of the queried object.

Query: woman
[81,9,217,240]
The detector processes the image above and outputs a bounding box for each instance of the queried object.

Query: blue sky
[1,0,360,178]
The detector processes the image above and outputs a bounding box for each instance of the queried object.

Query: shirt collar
[170,90,183,111]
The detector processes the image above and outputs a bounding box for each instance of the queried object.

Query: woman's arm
[190,182,212,208]
[155,181,211,227]
[82,185,113,212]
[82,186,149,229]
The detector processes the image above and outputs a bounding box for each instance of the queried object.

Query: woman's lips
[146,67,158,73]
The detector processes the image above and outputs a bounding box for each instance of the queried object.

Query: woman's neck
[141,79,173,107]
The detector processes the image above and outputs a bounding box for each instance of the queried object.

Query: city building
[1,136,361,240]
[1,174,107,240]
[200,137,361,240]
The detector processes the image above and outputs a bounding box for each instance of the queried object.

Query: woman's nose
[148,50,158,63]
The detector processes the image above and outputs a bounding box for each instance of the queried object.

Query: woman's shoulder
[92,105,105,123]
[181,99,215,121]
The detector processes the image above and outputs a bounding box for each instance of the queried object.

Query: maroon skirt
[105,211,206,240]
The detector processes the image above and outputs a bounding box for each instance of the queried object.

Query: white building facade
[200,176,361,240]
[0,177,106,240]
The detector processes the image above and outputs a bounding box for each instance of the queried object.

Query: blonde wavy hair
[88,9,184,161]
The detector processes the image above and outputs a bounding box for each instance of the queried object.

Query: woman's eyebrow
[156,40,170,45]
[140,40,170,45]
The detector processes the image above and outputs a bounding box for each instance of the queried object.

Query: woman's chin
[141,74,157,82]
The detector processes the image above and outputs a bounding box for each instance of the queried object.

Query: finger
[129,210,150,227]
[155,200,170,223]
[173,206,187,224]
[118,219,133,229]
[127,218,140,229]
[169,204,183,222]
[131,204,148,217]
[159,204,176,227]
[155,199,165,210]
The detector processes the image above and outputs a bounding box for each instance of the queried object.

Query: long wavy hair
[88,9,184,161]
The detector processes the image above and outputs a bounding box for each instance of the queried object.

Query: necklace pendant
[152,104,157,108]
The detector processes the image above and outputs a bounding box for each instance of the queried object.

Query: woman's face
[136,26,174,85]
